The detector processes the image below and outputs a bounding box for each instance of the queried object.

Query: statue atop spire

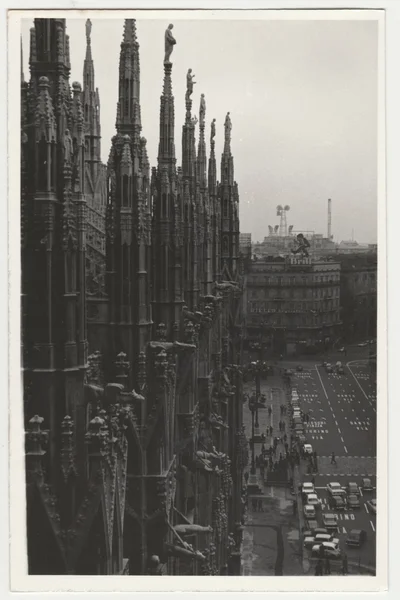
[199,93,206,127]
[86,19,92,44]
[186,68,196,102]
[211,118,216,145]
[164,24,176,64]
[224,112,232,148]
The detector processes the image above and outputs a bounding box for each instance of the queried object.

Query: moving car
[306,493,322,509]
[366,499,376,514]
[347,494,360,509]
[362,478,374,491]
[302,482,315,495]
[322,513,339,531]
[311,542,341,559]
[330,495,346,510]
[327,482,345,496]
[347,482,360,496]
[315,533,340,546]
[304,504,316,519]
[358,341,368,347]
[303,443,313,455]
[346,529,367,547]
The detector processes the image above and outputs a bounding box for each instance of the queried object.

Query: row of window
[247,313,340,327]
[249,287,339,300]
[248,273,340,285]
[249,298,339,312]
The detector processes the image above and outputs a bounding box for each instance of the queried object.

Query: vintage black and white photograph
[10,7,386,591]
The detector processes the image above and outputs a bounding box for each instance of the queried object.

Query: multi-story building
[339,253,377,342]
[21,18,245,576]
[244,256,341,356]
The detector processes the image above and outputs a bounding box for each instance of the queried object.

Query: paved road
[302,474,376,570]
[291,362,376,458]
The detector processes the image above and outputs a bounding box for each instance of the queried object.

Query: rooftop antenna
[276,204,290,237]
[327,198,332,240]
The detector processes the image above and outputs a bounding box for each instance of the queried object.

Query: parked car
[327,482,345,496]
[346,529,367,547]
[337,366,345,374]
[362,478,374,491]
[305,520,319,533]
[347,482,360,496]
[322,513,339,531]
[311,542,341,559]
[304,536,316,549]
[325,364,333,373]
[302,482,315,495]
[330,495,346,510]
[366,499,376,515]
[303,443,313,455]
[306,493,322,509]
[347,494,360,509]
[304,504,316,519]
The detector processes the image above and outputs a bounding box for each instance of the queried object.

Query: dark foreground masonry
[21,18,246,575]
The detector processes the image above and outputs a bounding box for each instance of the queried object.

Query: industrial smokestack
[328,198,332,239]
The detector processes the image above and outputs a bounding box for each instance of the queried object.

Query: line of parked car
[301,479,376,557]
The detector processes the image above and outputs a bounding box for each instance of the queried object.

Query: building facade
[22,18,246,576]
[244,256,341,356]
[339,253,377,343]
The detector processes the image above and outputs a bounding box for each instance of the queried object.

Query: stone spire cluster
[22,18,244,578]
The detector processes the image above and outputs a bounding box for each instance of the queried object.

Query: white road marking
[370,520,375,532]
[365,503,369,514]
[359,488,363,497]
[344,445,348,453]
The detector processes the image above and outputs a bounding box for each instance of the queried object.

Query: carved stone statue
[224,112,232,142]
[164,24,176,64]
[191,115,198,126]
[86,19,92,43]
[199,94,206,124]
[211,118,216,142]
[186,68,196,101]
[63,129,73,163]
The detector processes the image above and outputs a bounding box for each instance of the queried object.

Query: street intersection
[242,347,377,574]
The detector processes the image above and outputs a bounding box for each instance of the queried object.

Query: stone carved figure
[164,24,176,64]
[211,118,216,143]
[199,94,206,124]
[224,112,232,142]
[191,115,198,126]
[63,129,73,164]
[86,18,92,43]
[186,68,196,101]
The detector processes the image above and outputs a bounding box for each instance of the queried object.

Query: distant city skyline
[21,16,379,243]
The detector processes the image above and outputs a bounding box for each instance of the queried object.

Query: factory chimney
[327,198,332,239]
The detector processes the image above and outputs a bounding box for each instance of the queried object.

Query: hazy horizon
[21,16,379,244]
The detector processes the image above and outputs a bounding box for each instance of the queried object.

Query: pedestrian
[252,497,257,511]
[331,452,337,465]
[270,426,273,436]
[342,553,348,575]
[282,420,286,431]
[311,475,315,485]
[257,497,263,512]
[244,471,249,484]
[268,406,272,417]
[283,433,287,443]
[284,442,289,454]
[280,403,284,415]
[324,557,331,575]
[293,499,297,515]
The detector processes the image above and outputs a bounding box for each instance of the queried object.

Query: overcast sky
[21,17,378,244]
